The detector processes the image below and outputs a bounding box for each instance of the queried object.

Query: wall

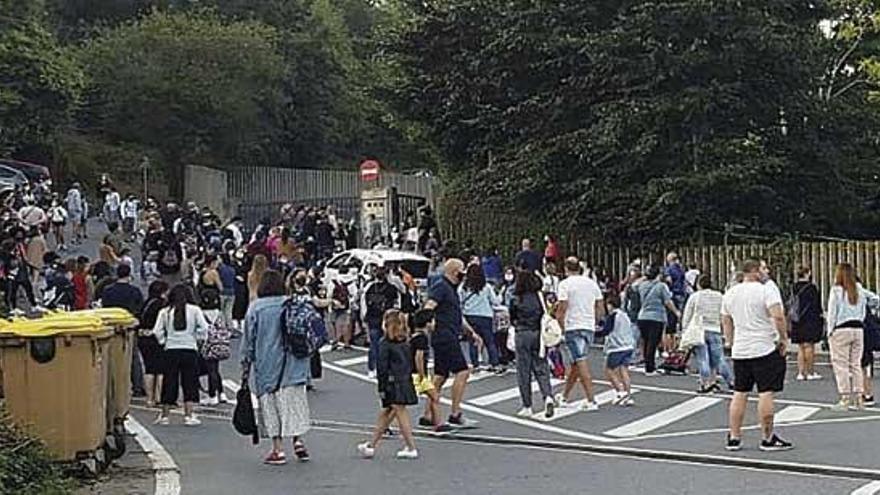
[184,165,231,218]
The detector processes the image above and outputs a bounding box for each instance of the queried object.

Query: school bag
[202,316,231,361]
[281,293,328,358]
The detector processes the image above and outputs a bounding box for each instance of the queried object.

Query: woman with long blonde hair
[826,263,879,410]
[247,254,269,302]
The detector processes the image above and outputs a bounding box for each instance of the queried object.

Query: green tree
[79,8,284,197]
[0,0,84,156]
[386,0,880,243]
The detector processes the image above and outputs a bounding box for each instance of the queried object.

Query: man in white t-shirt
[721,259,792,452]
[555,256,605,411]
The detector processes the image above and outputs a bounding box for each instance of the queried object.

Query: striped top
[682,289,723,333]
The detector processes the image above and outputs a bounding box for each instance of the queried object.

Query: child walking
[596,294,636,406]
[411,309,449,432]
[358,309,419,459]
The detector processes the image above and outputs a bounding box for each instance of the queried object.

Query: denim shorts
[606,350,633,370]
[563,329,594,363]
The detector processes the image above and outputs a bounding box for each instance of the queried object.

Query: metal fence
[237,197,361,229]
[228,167,436,206]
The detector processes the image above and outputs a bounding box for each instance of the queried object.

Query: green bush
[0,407,74,495]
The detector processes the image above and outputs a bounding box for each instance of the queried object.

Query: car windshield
[395,259,430,279]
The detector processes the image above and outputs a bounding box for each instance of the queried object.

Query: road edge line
[853,481,880,494]
[126,416,181,495]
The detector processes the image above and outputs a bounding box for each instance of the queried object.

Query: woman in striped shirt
[682,274,734,394]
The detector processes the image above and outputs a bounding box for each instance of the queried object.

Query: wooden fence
[440,205,880,298]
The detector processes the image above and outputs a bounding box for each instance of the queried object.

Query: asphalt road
[71,221,880,495]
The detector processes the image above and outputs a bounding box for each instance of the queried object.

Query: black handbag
[232,383,259,445]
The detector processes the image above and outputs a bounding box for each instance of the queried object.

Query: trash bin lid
[4,317,108,337]
[70,308,138,327]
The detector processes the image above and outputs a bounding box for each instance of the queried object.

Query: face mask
[504,274,515,283]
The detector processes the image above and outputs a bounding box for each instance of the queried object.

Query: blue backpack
[281,294,328,358]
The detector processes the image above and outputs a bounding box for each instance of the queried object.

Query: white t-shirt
[105,191,121,211]
[557,275,603,331]
[721,281,783,359]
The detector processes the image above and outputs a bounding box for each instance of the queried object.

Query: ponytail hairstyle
[168,284,194,331]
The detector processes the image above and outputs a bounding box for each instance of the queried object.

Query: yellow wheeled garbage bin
[52,308,139,460]
[0,317,110,470]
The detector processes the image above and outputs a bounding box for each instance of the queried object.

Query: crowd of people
[5,172,878,463]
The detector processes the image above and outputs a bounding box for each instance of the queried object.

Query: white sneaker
[796,374,806,381]
[367,370,377,379]
[184,415,201,426]
[644,371,659,377]
[580,401,599,412]
[200,396,219,406]
[516,407,533,417]
[544,397,555,419]
[357,442,375,459]
[807,373,822,381]
[554,393,568,407]
[154,415,170,426]
[619,394,635,407]
[396,447,419,459]
[219,393,230,403]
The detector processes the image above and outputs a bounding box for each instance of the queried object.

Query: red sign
[360,160,380,181]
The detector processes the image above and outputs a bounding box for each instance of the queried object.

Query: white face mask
[504,274,515,283]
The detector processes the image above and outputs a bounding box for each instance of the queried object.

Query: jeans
[466,315,499,367]
[515,330,553,409]
[563,329,594,362]
[693,333,734,386]
[131,347,146,395]
[638,320,665,373]
[367,324,383,372]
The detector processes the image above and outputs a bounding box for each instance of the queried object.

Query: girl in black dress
[357,309,419,459]
[790,266,824,380]
[139,280,169,407]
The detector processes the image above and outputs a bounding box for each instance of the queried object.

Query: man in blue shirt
[514,238,542,273]
[664,251,687,354]
[425,258,482,428]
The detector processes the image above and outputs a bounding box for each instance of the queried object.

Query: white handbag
[679,294,705,350]
[539,292,563,348]
[506,325,517,352]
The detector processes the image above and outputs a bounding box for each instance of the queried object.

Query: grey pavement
[66,221,880,494]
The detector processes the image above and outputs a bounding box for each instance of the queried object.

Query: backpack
[199,284,222,310]
[161,247,179,267]
[625,283,642,318]
[202,316,231,361]
[281,294,328,358]
[787,284,808,324]
[332,280,351,310]
[865,308,880,352]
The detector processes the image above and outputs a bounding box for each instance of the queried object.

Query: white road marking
[323,361,614,443]
[468,379,564,406]
[531,389,640,423]
[775,405,821,423]
[333,355,369,367]
[441,369,508,389]
[223,379,259,410]
[853,481,880,495]
[126,417,181,495]
[605,397,722,438]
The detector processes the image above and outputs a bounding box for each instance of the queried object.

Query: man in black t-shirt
[424,259,482,428]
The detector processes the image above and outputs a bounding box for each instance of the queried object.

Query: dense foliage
[385,0,880,243]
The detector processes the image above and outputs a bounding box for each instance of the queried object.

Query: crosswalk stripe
[774,405,820,423]
[604,396,721,437]
[334,355,369,367]
[469,379,564,406]
[441,369,509,389]
[223,379,259,410]
[531,389,640,423]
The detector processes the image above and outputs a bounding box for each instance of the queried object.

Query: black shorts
[432,340,468,378]
[733,350,786,393]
